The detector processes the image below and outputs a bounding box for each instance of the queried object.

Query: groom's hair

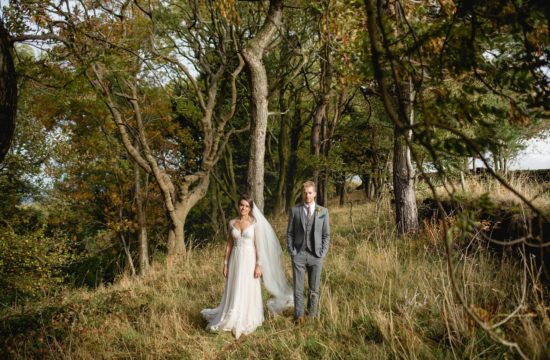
[302,181,316,191]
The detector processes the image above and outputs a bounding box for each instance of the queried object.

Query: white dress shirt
[303,202,316,217]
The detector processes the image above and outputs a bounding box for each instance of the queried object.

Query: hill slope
[1,197,548,359]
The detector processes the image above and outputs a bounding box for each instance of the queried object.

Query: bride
[201,194,293,339]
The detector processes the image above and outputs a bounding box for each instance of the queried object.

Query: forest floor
[1,177,550,359]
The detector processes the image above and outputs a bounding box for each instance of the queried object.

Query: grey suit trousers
[292,250,323,318]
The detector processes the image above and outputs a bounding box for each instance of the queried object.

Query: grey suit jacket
[287,204,330,258]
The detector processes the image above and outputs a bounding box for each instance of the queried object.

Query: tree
[361,0,549,356]
[269,3,319,213]
[364,0,421,235]
[337,94,393,200]
[0,19,17,163]
[243,0,283,212]
[6,1,248,258]
[0,58,74,301]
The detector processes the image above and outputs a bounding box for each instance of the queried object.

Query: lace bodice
[230,220,255,247]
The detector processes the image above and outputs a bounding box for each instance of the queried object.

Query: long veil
[252,207,294,314]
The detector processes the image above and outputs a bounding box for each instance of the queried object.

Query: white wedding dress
[201,207,294,339]
[201,220,264,339]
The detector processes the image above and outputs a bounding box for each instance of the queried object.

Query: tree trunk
[319,171,329,206]
[365,0,419,235]
[120,233,137,276]
[222,145,239,208]
[285,89,302,209]
[361,175,370,200]
[460,157,467,191]
[274,88,290,215]
[310,97,326,186]
[311,40,332,200]
[167,220,184,256]
[134,162,149,275]
[318,88,348,206]
[209,174,220,234]
[393,128,418,235]
[209,169,228,238]
[370,177,377,200]
[0,20,17,163]
[318,112,328,206]
[244,0,283,212]
[393,81,419,235]
[215,178,228,238]
[167,175,210,257]
[374,174,383,199]
[364,173,383,200]
[338,174,346,206]
[244,63,268,211]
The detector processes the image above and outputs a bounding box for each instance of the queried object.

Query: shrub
[0,226,73,303]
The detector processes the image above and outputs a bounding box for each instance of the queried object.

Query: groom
[287,181,330,324]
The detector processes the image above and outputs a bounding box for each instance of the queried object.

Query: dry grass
[429,174,550,211]
[2,184,550,359]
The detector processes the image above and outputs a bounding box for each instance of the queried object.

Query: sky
[510,132,550,170]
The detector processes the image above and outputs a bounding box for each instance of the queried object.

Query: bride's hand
[254,264,262,279]
[223,263,228,278]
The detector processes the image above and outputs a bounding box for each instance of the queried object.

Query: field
[1,177,549,359]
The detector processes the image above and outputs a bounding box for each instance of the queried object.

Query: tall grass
[2,179,550,359]
[427,173,550,211]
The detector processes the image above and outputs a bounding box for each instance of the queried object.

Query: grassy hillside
[2,181,550,359]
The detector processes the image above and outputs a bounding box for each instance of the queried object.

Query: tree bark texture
[244,0,283,212]
[393,79,418,234]
[166,174,210,255]
[0,21,17,163]
[393,127,418,234]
